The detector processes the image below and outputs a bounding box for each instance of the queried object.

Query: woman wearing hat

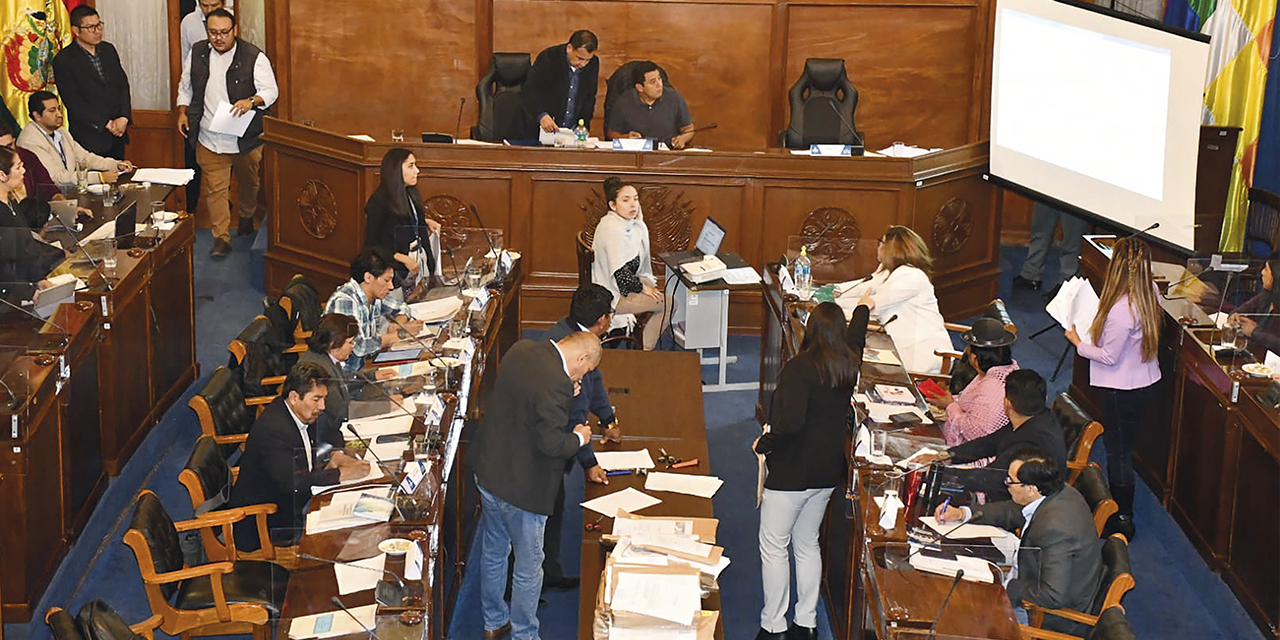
[848,226,952,373]
[927,317,1019,451]
[1065,237,1160,539]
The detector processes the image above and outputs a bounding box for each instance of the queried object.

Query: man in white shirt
[17,90,130,189]
[176,7,277,258]
[178,0,230,217]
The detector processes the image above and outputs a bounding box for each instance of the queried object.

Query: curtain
[96,0,169,111]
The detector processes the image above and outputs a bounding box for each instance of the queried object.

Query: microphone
[387,314,447,368]
[0,289,70,349]
[454,98,466,141]
[467,204,505,286]
[1214,270,1236,328]
[670,122,717,147]
[1124,222,1159,239]
[329,596,387,640]
[927,570,965,638]
[827,102,865,150]
[880,314,899,328]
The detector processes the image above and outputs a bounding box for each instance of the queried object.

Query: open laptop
[667,217,727,266]
[49,200,78,229]
[114,200,138,249]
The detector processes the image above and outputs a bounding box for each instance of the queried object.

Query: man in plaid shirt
[324,247,423,372]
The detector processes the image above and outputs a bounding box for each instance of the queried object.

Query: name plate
[810,144,853,157]
[613,138,654,152]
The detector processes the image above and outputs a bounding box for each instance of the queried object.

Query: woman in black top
[364,148,440,291]
[0,147,62,287]
[754,301,868,640]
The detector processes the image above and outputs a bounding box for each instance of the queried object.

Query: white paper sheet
[721,266,762,285]
[333,554,387,596]
[207,102,256,136]
[409,296,464,323]
[287,603,378,639]
[1045,277,1100,345]
[345,414,415,438]
[581,487,662,517]
[309,462,385,495]
[612,518,696,538]
[594,449,656,471]
[908,551,996,583]
[130,168,195,186]
[644,472,724,499]
[918,515,1011,540]
[610,571,701,625]
[363,439,408,463]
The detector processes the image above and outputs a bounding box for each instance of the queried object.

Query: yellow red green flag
[1,0,73,129]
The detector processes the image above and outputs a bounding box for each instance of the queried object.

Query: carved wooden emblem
[580,185,694,272]
[799,207,860,264]
[422,195,474,249]
[296,179,337,239]
[932,197,973,254]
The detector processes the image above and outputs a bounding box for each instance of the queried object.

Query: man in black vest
[175,7,277,258]
[522,30,600,135]
[52,6,132,159]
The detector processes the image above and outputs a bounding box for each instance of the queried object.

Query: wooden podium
[262,118,1003,329]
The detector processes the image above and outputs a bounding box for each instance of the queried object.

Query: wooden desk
[1074,237,1279,639]
[0,302,101,623]
[262,120,1002,331]
[577,349,721,640]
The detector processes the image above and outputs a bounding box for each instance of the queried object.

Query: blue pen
[606,469,632,476]
[940,496,952,519]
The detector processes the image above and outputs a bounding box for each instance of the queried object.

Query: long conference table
[0,183,196,623]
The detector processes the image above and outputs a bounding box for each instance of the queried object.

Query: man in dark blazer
[936,449,1103,623]
[537,284,620,591]
[471,332,601,640]
[227,361,371,552]
[522,30,600,134]
[52,6,132,159]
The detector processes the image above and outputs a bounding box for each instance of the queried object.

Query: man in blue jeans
[471,332,602,640]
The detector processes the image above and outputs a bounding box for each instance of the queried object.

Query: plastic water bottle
[575,119,588,146]
[795,245,812,300]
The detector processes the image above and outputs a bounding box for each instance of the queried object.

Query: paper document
[287,603,377,639]
[333,553,387,595]
[131,168,195,186]
[594,449,656,471]
[310,462,385,495]
[345,414,415,437]
[644,472,724,499]
[207,102,256,136]
[363,439,409,463]
[581,487,662,517]
[1045,277,1100,345]
[409,296,464,323]
[1210,312,1230,328]
[612,517,695,538]
[918,516,1010,540]
[1267,350,1280,372]
[863,348,901,366]
[611,571,701,625]
[722,266,762,285]
[876,144,942,158]
[908,551,996,583]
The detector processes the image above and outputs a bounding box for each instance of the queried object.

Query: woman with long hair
[0,147,63,286]
[754,301,868,640]
[590,176,668,349]
[1227,250,1280,354]
[845,225,952,373]
[1065,237,1161,539]
[364,148,441,292]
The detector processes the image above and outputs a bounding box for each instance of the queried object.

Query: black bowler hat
[961,318,1016,348]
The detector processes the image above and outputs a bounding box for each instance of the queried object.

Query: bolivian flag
[1,0,86,130]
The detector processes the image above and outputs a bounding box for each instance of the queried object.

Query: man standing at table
[472,332,601,640]
[176,7,278,257]
[607,61,696,149]
[324,247,423,373]
[18,91,130,188]
[537,283,621,592]
[523,30,600,135]
[52,6,132,160]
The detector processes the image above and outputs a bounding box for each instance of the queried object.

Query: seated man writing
[606,61,696,149]
[935,449,1103,625]
[325,247,424,372]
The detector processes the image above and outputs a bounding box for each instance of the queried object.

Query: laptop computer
[114,200,138,249]
[49,200,78,229]
[667,217,727,266]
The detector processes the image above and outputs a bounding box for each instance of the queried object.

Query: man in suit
[227,361,371,551]
[522,30,600,134]
[936,449,1103,624]
[18,91,130,189]
[52,6,133,160]
[471,332,602,640]
[537,283,620,591]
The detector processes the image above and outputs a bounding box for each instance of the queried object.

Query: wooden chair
[178,436,299,569]
[122,491,288,640]
[1051,392,1105,484]
[576,230,644,349]
[46,602,164,640]
[1024,533,1135,632]
[1071,462,1119,537]
[1020,605,1137,640]
[227,315,305,405]
[276,274,321,343]
[188,367,263,451]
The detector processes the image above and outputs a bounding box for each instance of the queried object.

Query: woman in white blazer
[846,226,952,373]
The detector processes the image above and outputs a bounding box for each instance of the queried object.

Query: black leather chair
[1071,462,1119,537]
[779,58,861,149]
[275,274,321,343]
[122,491,288,640]
[188,366,259,452]
[1024,533,1134,634]
[1051,392,1105,484]
[228,315,303,400]
[180,436,294,566]
[603,61,672,140]
[1020,605,1137,640]
[1244,187,1280,259]
[471,53,534,141]
[47,601,161,640]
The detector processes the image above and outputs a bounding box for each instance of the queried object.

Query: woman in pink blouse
[928,318,1019,454]
[1066,237,1161,540]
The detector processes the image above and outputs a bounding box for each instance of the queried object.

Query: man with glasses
[176,7,278,257]
[179,0,232,218]
[18,91,130,191]
[51,6,132,159]
[523,30,601,135]
[936,449,1102,627]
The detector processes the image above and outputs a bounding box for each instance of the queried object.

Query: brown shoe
[237,216,255,236]
[210,237,232,258]
[482,622,511,639]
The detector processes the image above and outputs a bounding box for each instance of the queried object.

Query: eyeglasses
[77,22,104,32]
[207,27,234,37]
[1003,477,1027,487]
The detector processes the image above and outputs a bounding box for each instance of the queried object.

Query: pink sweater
[943,362,1019,450]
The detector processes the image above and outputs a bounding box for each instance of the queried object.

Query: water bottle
[575,119,588,146]
[795,245,812,300]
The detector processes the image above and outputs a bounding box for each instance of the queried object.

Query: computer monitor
[693,217,726,256]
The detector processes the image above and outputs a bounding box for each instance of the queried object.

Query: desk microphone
[1214,270,1236,327]
[0,290,70,349]
[467,204,505,286]
[1162,266,1213,299]
[880,314,899,328]
[387,313,448,367]
[673,122,717,146]
[329,596,387,640]
[440,243,464,293]
[454,97,466,141]
[1124,222,1160,239]
[67,225,116,293]
[827,102,866,150]
[927,569,965,639]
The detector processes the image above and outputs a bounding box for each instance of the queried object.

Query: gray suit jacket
[471,339,580,515]
[972,485,1103,612]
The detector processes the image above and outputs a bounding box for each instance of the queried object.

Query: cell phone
[890,412,922,426]
[375,433,411,444]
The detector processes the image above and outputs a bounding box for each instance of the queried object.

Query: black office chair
[46,601,161,640]
[1244,187,1280,259]
[603,61,672,140]
[471,53,534,141]
[779,58,861,149]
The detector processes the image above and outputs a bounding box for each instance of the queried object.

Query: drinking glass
[101,238,117,274]
[1221,324,1237,349]
[464,264,483,291]
[391,128,405,142]
[150,200,166,225]
[75,165,89,194]
[870,429,888,458]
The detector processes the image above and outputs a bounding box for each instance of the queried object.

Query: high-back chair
[1020,605,1137,640]
[1071,462,1119,536]
[188,367,261,451]
[46,601,162,640]
[227,315,304,400]
[472,52,534,141]
[603,61,672,140]
[779,58,860,149]
[1051,392,1105,483]
[1024,533,1135,632]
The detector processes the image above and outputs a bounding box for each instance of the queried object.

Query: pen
[606,469,632,476]
[940,496,952,520]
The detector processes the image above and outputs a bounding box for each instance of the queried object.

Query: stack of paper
[611,569,701,625]
[644,472,724,499]
[287,603,377,639]
[908,551,997,583]
[1045,277,1100,345]
[333,554,387,595]
[345,414,415,438]
[309,463,387,496]
[581,487,662,517]
[409,296,465,323]
[594,449,656,471]
[305,487,391,533]
[131,168,195,186]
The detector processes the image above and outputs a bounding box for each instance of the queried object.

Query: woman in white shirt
[848,226,952,373]
[591,176,668,349]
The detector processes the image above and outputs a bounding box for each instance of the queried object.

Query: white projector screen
[990,0,1210,251]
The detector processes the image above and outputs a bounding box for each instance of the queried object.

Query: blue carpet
[5,243,1265,640]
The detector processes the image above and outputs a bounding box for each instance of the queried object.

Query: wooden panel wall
[266,0,995,152]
